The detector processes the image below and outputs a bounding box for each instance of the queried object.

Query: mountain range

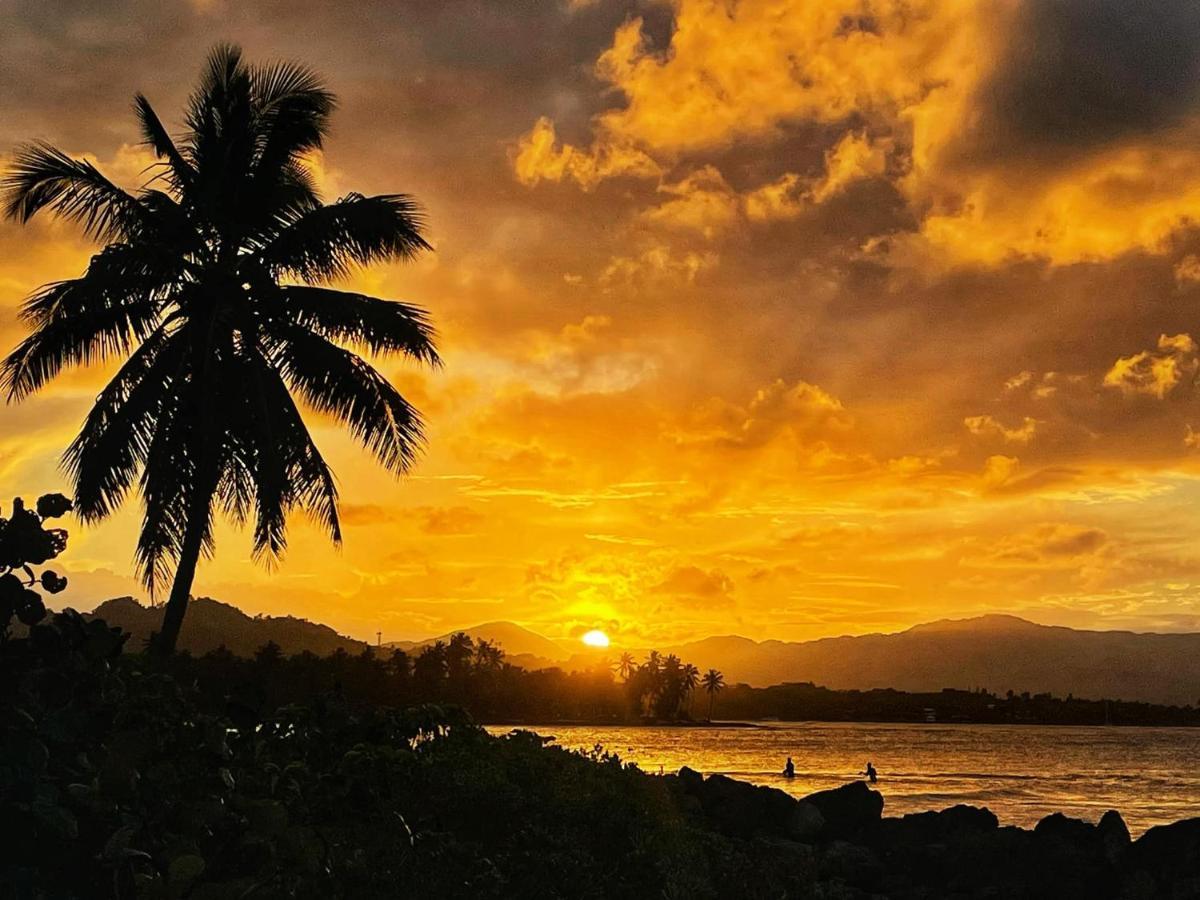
[85,599,1200,706]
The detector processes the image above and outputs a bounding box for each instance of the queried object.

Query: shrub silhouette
[0,493,73,633]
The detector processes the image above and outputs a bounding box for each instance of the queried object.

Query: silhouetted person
[862,761,877,784]
[783,757,795,778]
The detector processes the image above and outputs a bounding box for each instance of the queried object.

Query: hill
[664,614,1200,706]
[82,599,1200,705]
[387,620,571,662]
[88,596,369,658]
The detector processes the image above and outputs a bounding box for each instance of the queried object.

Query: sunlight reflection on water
[485,722,1200,835]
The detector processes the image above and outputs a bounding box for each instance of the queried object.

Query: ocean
[486,721,1200,835]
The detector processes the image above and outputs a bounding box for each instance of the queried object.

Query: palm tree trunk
[708,692,714,722]
[153,492,208,657]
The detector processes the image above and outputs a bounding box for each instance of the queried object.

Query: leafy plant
[0,493,73,635]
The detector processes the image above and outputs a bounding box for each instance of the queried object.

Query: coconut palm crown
[1,45,440,653]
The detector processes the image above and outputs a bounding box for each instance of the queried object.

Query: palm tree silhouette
[0,46,438,654]
[681,662,700,716]
[614,651,636,682]
[702,668,725,722]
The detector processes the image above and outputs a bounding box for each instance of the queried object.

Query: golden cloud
[964,415,1038,445]
[1104,333,1198,398]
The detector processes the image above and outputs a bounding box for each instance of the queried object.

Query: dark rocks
[818,840,883,891]
[671,770,1198,899]
[1098,810,1131,864]
[801,780,884,839]
[677,765,703,792]
[881,803,999,846]
[1123,817,1200,897]
[677,769,824,842]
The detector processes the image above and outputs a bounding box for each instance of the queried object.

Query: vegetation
[150,629,1200,729]
[0,506,811,898]
[0,45,438,655]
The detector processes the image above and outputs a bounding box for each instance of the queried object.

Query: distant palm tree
[702,668,725,721]
[0,45,439,655]
[681,662,700,715]
[614,651,636,682]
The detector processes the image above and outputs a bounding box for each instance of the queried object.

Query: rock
[885,804,999,845]
[677,766,703,793]
[1124,817,1200,894]
[1036,812,1097,843]
[789,801,825,842]
[1097,810,1130,864]
[801,780,884,840]
[694,773,822,842]
[818,840,883,891]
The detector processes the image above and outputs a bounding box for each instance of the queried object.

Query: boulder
[1097,810,1130,865]
[801,780,884,840]
[789,801,825,843]
[693,773,823,842]
[874,804,998,847]
[818,840,883,891]
[677,766,703,793]
[1124,817,1200,894]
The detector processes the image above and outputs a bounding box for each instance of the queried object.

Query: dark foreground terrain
[3,611,1198,899]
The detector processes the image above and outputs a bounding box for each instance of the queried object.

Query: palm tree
[681,662,700,716]
[0,46,438,655]
[614,651,636,682]
[702,668,725,722]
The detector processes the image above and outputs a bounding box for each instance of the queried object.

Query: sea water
[486,721,1200,835]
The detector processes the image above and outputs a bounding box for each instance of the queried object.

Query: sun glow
[581,629,610,648]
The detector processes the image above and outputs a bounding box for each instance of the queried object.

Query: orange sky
[7,0,1200,646]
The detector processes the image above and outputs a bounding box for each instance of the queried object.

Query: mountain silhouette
[659,614,1200,706]
[88,597,369,658]
[385,621,572,661]
[82,599,1200,705]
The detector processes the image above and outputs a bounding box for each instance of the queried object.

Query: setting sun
[581,629,610,648]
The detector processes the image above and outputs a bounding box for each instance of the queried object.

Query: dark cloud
[969,0,1200,160]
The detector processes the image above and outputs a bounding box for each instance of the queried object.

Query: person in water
[783,757,795,778]
[862,761,877,784]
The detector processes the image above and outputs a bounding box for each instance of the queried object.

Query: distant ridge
[663,615,1200,706]
[81,599,1200,705]
[385,620,572,661]
[88,597,369,658]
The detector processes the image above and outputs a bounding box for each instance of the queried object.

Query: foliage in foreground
[1,607,821,899]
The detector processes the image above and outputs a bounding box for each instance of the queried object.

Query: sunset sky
[6,1,1200,646]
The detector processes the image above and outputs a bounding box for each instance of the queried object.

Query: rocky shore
[673,767,1200,898]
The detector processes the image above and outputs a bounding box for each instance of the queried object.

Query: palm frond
[134,94,195,193]
[3,243,180,399]
[2,142,146,240]
[256,193,431,281]
[273,326,425,475]
[64,327,183,521]
[275,285,441,364]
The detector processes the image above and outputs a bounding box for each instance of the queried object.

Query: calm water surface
[486,722,1200,835]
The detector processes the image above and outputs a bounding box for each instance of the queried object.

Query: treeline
[169,635,727,724]
[714,682,1200,727]
[166,633,1200,727]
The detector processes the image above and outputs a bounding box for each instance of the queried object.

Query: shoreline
[484,717,1200,729]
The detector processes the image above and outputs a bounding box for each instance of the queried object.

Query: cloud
[640,166,740,237]
[968,523,1110,568]
[1175,254,1200,285]
[600,243,717,285]
[514,1,1200,268]
[511,115,661,189]
[964,415,1038,444]
[650,565,734,606]
[1103,334,1198,398]
[673,379,852,450]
